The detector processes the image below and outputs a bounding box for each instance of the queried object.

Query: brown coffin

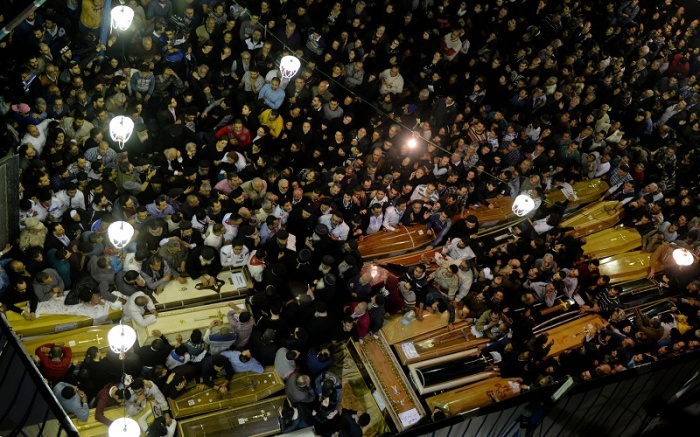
[597,250,652,284]
[356,335,425,431]
[393,321,488,365]
[582,227,641,259]
[168,367,284,418]
[453,197,516,226]
[21,325,114,362]
[426,377,524,416]
[379,246,444,270]
[358,224,433,259]
[544,314,607,357]
[560,200,625,238]
[176,395,288,437]
[545,178,609,208]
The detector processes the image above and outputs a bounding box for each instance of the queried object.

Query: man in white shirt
[319,211,349,241]
[365,204,384,235]
[125,378,169,418]
[378,65,404,95]
[382,198,407,231]
[55,182,86,211]
[440,238,476,261]
[220,239,250,268]
[410,182,440,204]
[123,291,157,328]
[21,119,53,155]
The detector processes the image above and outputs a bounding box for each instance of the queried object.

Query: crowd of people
[3,0,700,434]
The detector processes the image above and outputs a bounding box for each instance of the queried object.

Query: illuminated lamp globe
[512,194,535,217]
[109,116,134,149]
[107,221,135,249]
[673,248,694,266]
[111,6,135,31]
[279,55,301,79]
[108,324,137,354]
[407,137,417,148]
[108,417,140,437]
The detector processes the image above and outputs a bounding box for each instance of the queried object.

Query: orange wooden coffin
[582,227,641,259]
[560,200,625,238]
[597,250,652,284]
[358,224,433,259]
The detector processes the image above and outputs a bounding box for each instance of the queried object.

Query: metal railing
[0,314,79,437]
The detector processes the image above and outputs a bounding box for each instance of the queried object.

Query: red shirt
[348,302,370,338]
[35,343,72,385]
[95,383,120,426]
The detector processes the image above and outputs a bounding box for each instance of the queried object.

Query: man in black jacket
[185,245,222,286]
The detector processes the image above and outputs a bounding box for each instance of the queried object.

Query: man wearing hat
[287,248,314,283]
[286,204,317,241]
[11,103,42,129]
[304,223,332,259]
[19,217,48,252]
[168,219,203,249]
[264,229,294,262]
[186,245,222,286]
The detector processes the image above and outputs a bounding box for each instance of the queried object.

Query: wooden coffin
[544,178,609,208]
[560,200,624,238]
[453,197,516,227]
[407,349,498,395]
[135,299,247,346]
[151,267,253,311]
[426,377,525,416]
[598,250,652,284]
[21,325,114,362]
[5,303,121,339]
[356,335,425,432]
[582,227,641,259]
[381,310,450,345]
[380,245,444,270]
[358,224,433,259]
[71,400,153,437]
[543,314,606,358]
[176,395,288,437]
[169,367,283,418]
[393,321,488,365]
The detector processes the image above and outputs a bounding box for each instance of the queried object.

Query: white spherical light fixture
[279,55,301,79]
[107,221,135,249]
[512,194,535,217]
[111,6,135,31]
[108,324,137,355]
[109,115,135,149]
[673,248,694,266]
[108,417,140,437]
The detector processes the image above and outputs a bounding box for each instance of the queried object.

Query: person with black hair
[53,382,90,421]
[95,382,131,426]
[198,353,235,393]
[279,403,313,433]
[185,245,222,286]
[78,346,116,402]
[337,409,371,437]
